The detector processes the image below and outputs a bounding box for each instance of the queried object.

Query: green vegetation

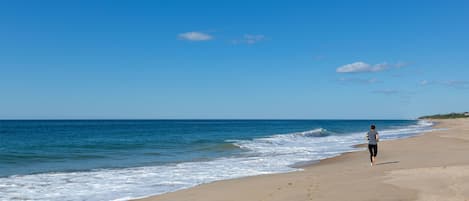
[419,112,469,119]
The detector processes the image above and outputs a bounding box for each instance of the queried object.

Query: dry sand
[135,118,469,201]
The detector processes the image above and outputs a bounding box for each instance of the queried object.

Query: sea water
[0,120,434,201]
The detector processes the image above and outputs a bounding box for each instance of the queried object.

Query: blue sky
[1,0,468,119]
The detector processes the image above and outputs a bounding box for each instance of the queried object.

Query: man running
[367,125,379,166]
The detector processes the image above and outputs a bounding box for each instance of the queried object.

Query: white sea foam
[0,120,435,201]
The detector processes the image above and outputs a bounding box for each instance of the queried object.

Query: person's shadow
[375,161,400,166]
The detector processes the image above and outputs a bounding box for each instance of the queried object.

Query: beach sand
[135,118,469,201]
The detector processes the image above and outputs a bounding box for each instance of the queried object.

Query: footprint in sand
[307,178,319,201]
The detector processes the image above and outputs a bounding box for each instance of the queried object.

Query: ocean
[0,120,434,201]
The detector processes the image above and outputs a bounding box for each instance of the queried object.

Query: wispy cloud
[419,80,429,85]
[336,62,389,73]
[420,80,469,89]
[338,77,378,84]
[178,32,213,41]
[371,89,400,95]
[395,61,408,68]
[371,89,415,104]
[232,34,266,44]
[443,80,469,88]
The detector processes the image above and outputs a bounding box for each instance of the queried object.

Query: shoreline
[135,119,469,201]
[132,122,429,201]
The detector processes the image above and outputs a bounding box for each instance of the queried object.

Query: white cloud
[178,32,213,41]
[232,34,266,44]
[336,62,389,73]
[336,62,370,73]
[336,61,411,73]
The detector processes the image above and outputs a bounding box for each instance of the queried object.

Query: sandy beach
[136,118,469,201]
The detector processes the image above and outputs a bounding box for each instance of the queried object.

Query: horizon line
[0,118,418,121]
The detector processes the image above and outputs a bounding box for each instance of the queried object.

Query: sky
[1,0,468,119]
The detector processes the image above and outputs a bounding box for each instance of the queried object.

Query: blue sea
[0,120,434,201]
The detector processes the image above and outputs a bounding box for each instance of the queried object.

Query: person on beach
[367,125,379,166]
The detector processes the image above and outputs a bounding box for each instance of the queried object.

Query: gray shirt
[367,130,378,145]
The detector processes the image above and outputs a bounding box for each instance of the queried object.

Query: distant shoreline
[419,112,469,119]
